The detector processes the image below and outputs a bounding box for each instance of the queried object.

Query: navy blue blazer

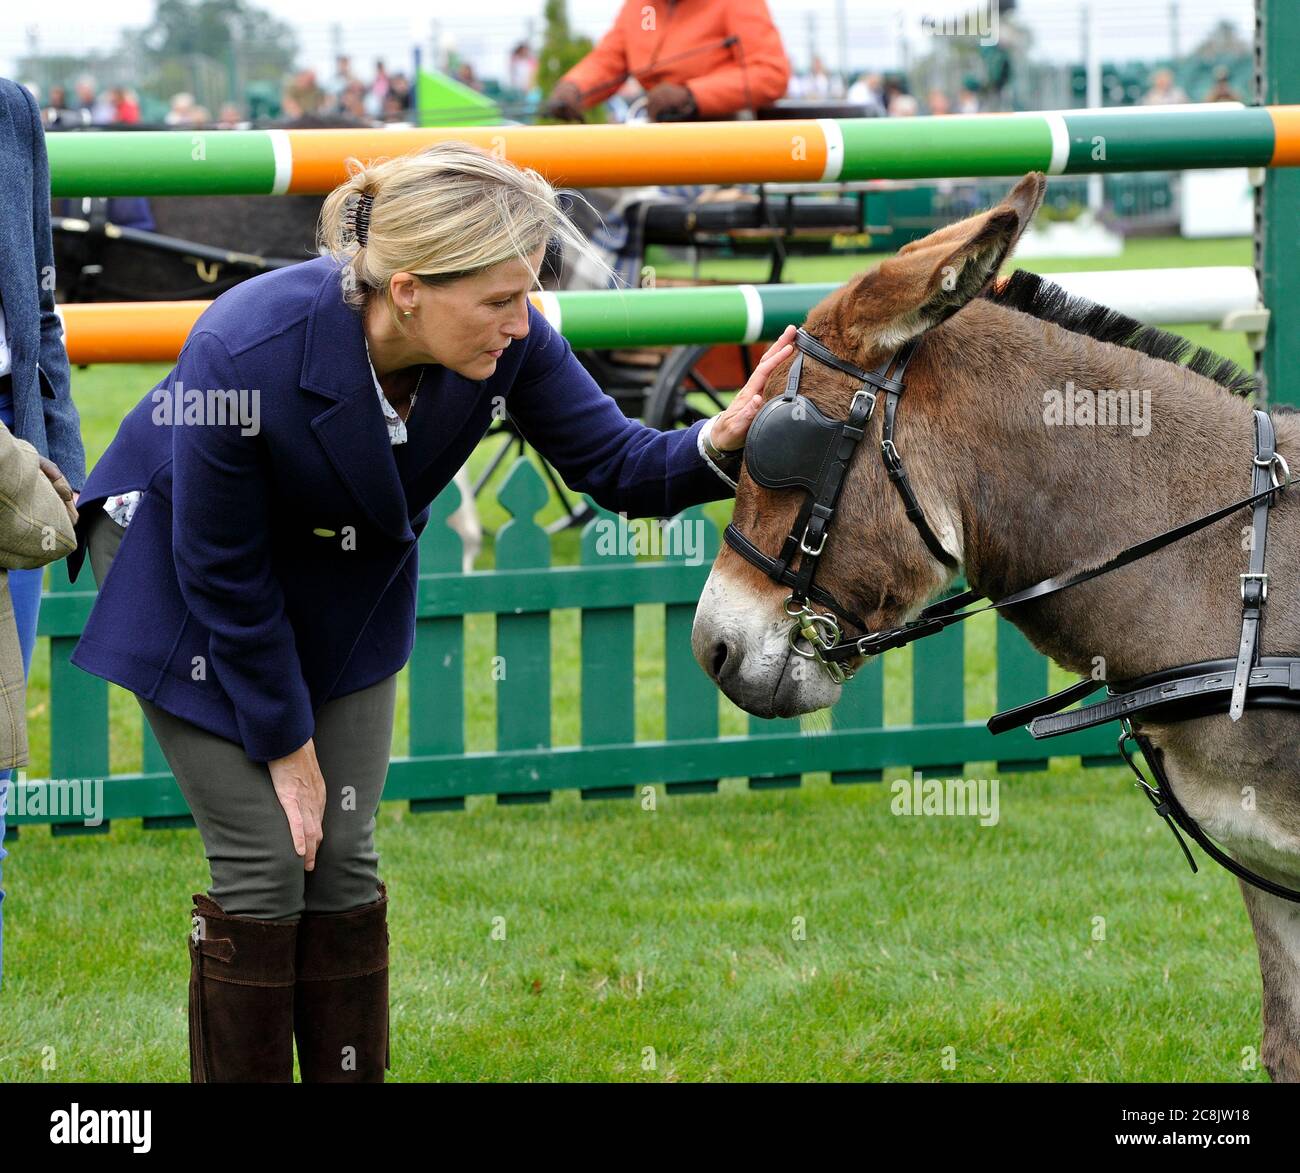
[0,78,86,488]
[66,253,732,761]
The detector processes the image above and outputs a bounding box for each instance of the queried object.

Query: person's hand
[268,737,326,870]
[542,81,584,122]
[708,326,797,452]
[38,456,78,527]
[646,82,697,121]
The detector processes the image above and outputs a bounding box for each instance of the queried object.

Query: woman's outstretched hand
[269,737,327,870]
[707,325,797,452]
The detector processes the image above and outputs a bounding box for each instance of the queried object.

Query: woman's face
[397,245,546,379]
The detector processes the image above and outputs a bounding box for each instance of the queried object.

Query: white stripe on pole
[739,285,764,343]
[534,291,562,331]
[817,119,845,183]
[1045,113,1071,175]
[268,130,293,195]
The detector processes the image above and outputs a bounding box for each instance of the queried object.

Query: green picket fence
[13,457,1120,835]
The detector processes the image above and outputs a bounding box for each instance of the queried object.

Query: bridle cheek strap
[881,383,959,568]
[724,508,869,635]
[723,328,957,655]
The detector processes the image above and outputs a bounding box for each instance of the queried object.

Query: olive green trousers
[85,508,394,918]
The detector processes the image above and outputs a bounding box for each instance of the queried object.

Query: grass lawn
[0,234,1270,1082]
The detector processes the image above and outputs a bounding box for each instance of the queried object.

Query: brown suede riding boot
[187,893,299,1083]
[293,881,391,1082]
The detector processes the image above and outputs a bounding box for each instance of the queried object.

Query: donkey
[691,173,1300,1081]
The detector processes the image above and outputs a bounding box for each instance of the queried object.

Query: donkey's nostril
[711,639,731,681]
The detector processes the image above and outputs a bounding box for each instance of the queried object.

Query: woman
[0,76,88,987]
[65,141,795,1081]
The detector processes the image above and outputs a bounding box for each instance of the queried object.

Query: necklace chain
[395,366,424,423]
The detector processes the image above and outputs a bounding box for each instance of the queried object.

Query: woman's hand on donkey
[708,325,797,452]
[269,737,327,870]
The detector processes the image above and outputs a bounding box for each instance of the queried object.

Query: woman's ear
[389,271,419,312]
[845,172,1047,350]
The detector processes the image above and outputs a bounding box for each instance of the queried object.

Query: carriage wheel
[643,343,757,431]
[477,420,597,535]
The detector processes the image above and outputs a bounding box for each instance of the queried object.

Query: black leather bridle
[723,326,957,682]
[724,324,1292,692]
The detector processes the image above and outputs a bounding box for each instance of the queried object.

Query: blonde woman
[64,141,795,1082]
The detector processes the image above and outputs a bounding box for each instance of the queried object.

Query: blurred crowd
[448,40,536,95]
[41,78,145,126]
[792,61,986,117]
[27,32,1248,132]
[779,58,1243,120]
[34,54,415,129]
[1139,64,1242,103]
[282,55,414,120]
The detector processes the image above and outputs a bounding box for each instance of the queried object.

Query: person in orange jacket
[544,0,791,122]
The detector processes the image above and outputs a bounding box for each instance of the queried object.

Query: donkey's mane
[982,268,1259,398]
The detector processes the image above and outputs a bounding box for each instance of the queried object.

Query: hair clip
[345,192,375,247]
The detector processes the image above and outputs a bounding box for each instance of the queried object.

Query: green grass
[0,234,1268,1082]
[0,763,1268,1082]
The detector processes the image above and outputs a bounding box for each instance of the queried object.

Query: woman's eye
[491,298,512,308]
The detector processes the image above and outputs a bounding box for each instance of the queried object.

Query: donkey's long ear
[846,172,1047,350]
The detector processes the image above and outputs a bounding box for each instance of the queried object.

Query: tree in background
[535,0,599,122]
[1192,19,1251,59]
[123,0,297,113]
[17,0,299,119]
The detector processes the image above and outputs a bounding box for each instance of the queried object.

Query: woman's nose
[507,309,530,339]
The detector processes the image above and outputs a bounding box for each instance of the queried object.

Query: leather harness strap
[996,410,1292,738]
[723,329,954,651]
[1230,410,1278,719]
[1122,724,1300,904]
[820,474,1292,665]
[1021,658,1300,738]
[880,363,959,569]
[982,406,1300,902]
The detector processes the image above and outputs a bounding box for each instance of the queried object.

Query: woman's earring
[403,310,413,318]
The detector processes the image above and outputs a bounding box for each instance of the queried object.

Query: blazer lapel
[299,261,415,543]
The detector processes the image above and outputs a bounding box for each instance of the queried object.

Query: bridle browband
[721,323,1300,902]
[723,326,957,682]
